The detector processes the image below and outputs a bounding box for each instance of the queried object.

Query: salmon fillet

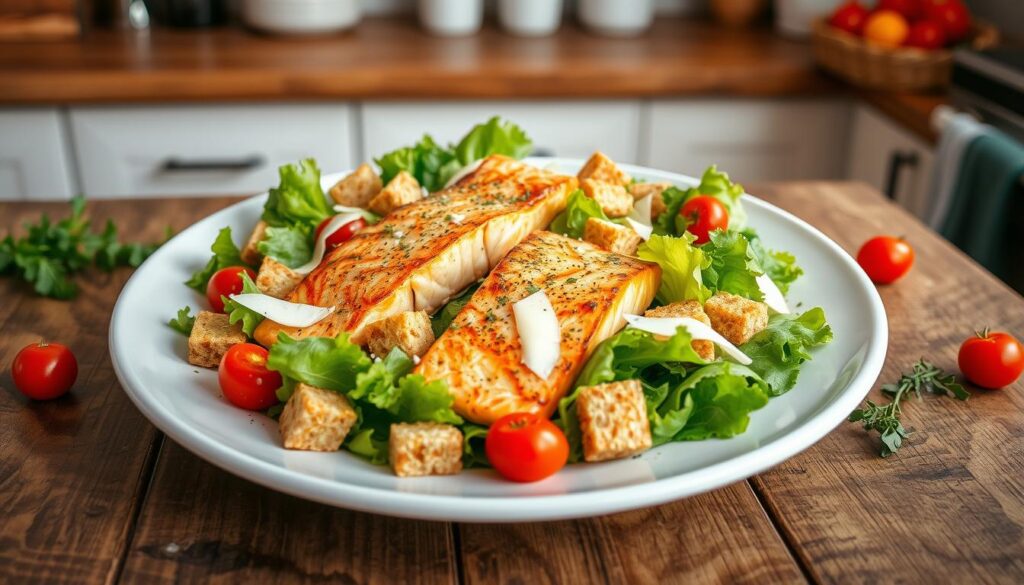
[415,231,661,425]
[253,156,577,347]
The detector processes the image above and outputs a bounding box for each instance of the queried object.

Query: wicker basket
[811,19,999,91]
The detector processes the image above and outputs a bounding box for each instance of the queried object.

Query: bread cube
[578,151,631,186]
[703,292,769,345]
[645,300,715,361]
[630,182,671,220]
[279,383,358,451]
[240,220,267,267]
[584,217,642,256]
[187,311,246,368]
[256,256,303,299]
[329,163,383,208]
[576,380,652,462]
[363,311,435,358]
[389,422,463,477]
[368,171,422,216]
[581,178,633,218]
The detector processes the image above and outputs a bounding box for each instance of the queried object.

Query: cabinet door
[70,105,355,198]
[644,99,852,182]
[846,104,934,214]
[361,101,641,164]
[0,109,76,200]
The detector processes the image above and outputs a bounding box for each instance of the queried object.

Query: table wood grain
[1,184,1021,584]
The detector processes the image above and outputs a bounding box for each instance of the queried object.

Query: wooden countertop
[2,183,1022,583]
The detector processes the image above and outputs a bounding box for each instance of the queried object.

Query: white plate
[110,158,887,522]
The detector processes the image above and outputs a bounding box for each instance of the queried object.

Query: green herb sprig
[849,360,968,457]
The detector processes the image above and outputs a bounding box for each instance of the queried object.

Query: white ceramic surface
[418,0,483,36]
[110,158,887,523]
[498,0,564,37]
[243,0,361,35]
[578,0,654,37]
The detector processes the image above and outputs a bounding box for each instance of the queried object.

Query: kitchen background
[0,0,1021,291]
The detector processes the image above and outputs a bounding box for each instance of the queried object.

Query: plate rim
[109,158,888,522]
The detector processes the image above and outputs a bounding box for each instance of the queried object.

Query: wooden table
[2,184,1022,584]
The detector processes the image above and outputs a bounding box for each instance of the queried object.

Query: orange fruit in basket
[863,10,910,48]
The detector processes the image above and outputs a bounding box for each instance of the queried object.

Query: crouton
[645,300,715,361]
[240,220,267,266]
[279,383,358,451]
[576,380,652,462]
[578,151,631,186]
[703,292,769,345]
[256,256,302,299]
[329,163,383,208]
[584,217,642,256]
[581,178,633,218]
[368,171,422,216]
[363,311,435,358]
[630,182,671,220]
[187,311,246,368]
[389,422,463,477]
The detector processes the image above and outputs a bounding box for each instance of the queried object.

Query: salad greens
[549,189,609,239]
[700,229,765,302]
[740,309,833,395]
[743,229,803,295]
[256,225,312,269]
[167,306,196,336]
[262,159,333,232]
[655,165,747,237]
[185,227,250,292]
[222,272,265,337]
[431,282,480,338]
[636,233,711,304]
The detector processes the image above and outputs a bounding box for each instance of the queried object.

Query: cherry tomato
[829,1,870,35]
[206,266,256,313]
[218,343,282,411]
[11,342,78,400]
[680,196,729,245]
[315,216,366,250]
[906,20,948,49]
[863,10,910,48]
[923,0,971,42]
[856,236,914,284]
[877,0,922,21]
[958,330,1024,389]
[485,412,569,482]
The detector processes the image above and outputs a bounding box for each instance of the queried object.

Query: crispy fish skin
[415,231,660,426]
[253,156,577,347]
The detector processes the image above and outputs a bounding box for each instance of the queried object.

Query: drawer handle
[161,155,265,172]
[884,151,919,200]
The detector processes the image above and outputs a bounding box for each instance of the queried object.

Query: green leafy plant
[167,306,196,336]
[184,227,249,292]
[221,272,264,337]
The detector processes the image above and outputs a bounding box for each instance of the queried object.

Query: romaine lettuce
[430,282,480,338]
[740,308,833,395]
[654,165,747,235]
[665,362,770,440]
[262,159,333,231]
[636,233,712,304]
[221,272,264,337]
[743,229,803,294]
[548,189,609,239]
[257,225,313,268]
[701,229,764,301]
[184,227,249,292]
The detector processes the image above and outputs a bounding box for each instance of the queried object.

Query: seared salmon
[414,231,660,425]
[253,156,577,347]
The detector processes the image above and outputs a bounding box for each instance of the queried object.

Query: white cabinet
[361,101,641,164]
[644,99,853,182]
[846,104,934,211]
[0,109,77,200]
[69,105,356,198]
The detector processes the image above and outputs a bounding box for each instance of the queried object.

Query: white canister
[775,0,842,37]
[498,0,564,37]
[242,0,361,35]
[578,0,654,37]
[418,0,484,37]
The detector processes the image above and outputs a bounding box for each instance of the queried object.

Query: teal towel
[940,129,1024,280]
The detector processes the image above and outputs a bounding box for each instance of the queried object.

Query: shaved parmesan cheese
[628,194,653,226]
[228,294,334,327]
[756,274,790,314]
[512,290,561,379]
[624,217,653,241]
[443,159,484,189]
[623,314,752,365]
[292,212,363,276]
[332,205,379,224]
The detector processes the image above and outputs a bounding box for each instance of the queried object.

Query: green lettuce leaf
[221,272,264,337]
[549,189,609,239]
[345,429,389,465]
[740,308,833,395]
[184,227,248,292]
[701,229,764,301]
[262,159,333,230]
[653,166,747,236]
[257,225,313,268]
[743,229,803,294]
[453,116,533,165]
[666,362,770,441]
[331,205,382,225]
[167,305,195,336]
[430,282,480,338]
[636,233,712,304]
[461,424,490,468]
[267,333,372,395]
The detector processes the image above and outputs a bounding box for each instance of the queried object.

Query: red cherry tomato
[485,412,569,482]
[856,236,914,284]
[923,0,971,42]
[829,1,870,35]
[315,216,366,250]
[11,342,78,400]
[206,266,256,313]
[877,0,922,20]
[218,343,282,411]
[958,330,1024,389]
[680,196,729,245]
[906,20,948,49]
